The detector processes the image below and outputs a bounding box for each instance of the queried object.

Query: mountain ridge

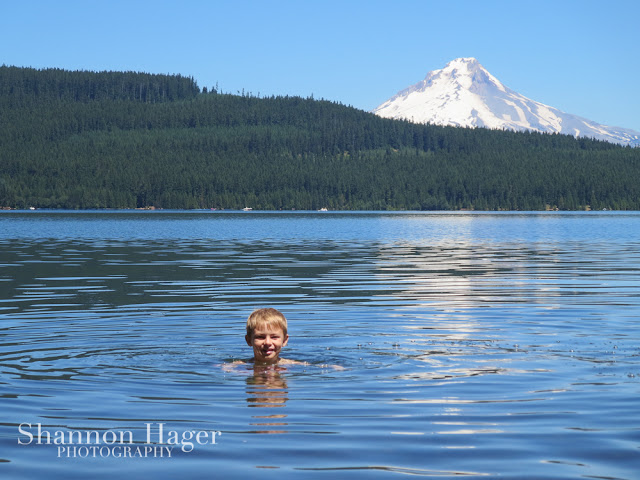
[373,58,640,146]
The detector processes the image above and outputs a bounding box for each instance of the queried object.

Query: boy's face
[245,323,289,364]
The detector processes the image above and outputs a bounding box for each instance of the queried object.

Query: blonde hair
[246,308,288,337]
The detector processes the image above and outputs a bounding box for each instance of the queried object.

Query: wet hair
[246,308,288,337]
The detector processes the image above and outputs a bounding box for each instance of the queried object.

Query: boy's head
[245,308,289,364]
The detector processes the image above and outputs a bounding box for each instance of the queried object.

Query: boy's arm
[278,358,309,366]
[279,358,344,370]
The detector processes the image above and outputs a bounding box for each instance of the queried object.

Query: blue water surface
[1,211,639,479]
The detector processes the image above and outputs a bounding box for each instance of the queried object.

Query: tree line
[1,65,638,210]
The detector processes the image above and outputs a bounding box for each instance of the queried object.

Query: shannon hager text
[18,422,221,453]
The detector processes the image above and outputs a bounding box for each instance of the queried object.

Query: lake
[1,211,639,479]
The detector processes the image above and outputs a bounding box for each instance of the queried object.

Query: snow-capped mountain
[373,58,639,146]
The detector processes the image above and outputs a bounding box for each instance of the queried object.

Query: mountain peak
[373,59,639,146]
[444,57,480,69]
[437,58,489,79]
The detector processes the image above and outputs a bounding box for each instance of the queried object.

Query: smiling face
[246,323,289,364]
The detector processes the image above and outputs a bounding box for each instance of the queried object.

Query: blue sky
[3,0,639,131]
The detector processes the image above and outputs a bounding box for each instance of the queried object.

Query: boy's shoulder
[220,358,344,371]
[232,358,309,366]
[221,358,308,371]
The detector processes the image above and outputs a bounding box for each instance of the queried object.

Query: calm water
[1,211,639,479]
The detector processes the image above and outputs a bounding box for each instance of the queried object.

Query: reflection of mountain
[368,240,564,381]
[374,239,564,313]
[375,240,479,310]
[246,366,289,434]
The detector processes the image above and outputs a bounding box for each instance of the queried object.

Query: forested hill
[0,65,199,103]
[1,65,639,210]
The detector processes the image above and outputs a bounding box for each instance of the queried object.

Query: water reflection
[246,365,289,434]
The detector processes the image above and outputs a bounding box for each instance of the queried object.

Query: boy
[244,308,303,365]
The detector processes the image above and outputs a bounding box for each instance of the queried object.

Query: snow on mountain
[373,58,640,146]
